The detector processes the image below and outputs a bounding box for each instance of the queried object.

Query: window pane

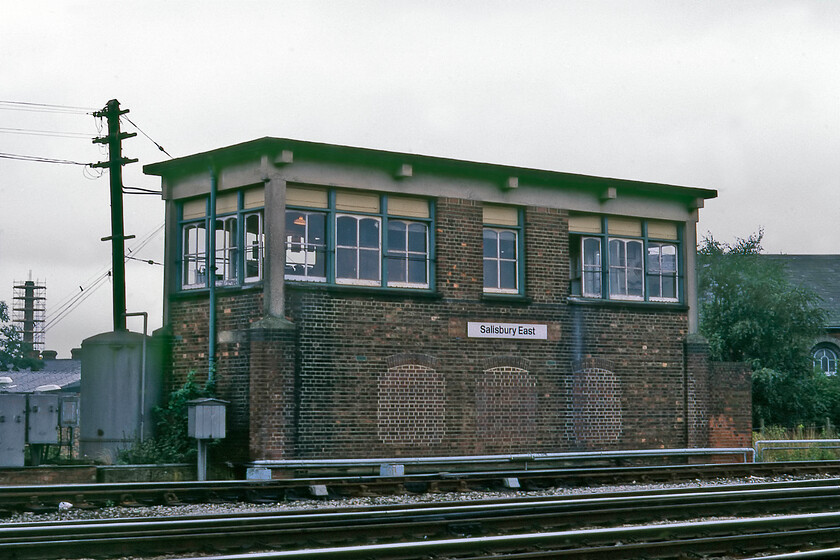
[583,271,601,297]
[499,231,517,259]
[661,244,677,272]
[647,245,661,273]
[648,276,662,298]
[661,275,676,299]
[308,213,325,246]
[628,267,643,296]
[407,223,427,253]
[359,248,380,280]
[337,216,356,245]
[388,221,406,252]
[583,238,600,266]
[408,256,426,284]
[499,260,517,290]
[388,257,406,283]
[483,229,497,258]
[609,239,624,266]
[627,240,642,267]
[359,218,380,248]
[484,260,497,289]
[336,247,356,278]
[610,269,626,295]
[245,213,263,280]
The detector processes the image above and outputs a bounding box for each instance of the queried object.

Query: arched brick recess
[378,358,445,446]
[571,357,622,447]
[475,357,537,449]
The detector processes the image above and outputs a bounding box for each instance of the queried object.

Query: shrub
[117,372,215,464]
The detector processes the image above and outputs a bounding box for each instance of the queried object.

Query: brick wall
[709,362,752,449]
[166,196,751,460]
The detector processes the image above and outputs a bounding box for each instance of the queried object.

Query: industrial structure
[12,277,45,357]
[144,138,752,464]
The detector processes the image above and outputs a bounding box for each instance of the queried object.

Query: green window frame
[570,216,682,303]
[284,189,434,291]
[177,192,265,291]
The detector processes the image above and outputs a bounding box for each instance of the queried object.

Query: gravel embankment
[4,473,834,524]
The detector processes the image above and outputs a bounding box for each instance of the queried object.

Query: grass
[754,424,840,461]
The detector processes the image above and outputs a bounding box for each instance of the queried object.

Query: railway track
[6,478,840,559]
[4,460,840,514]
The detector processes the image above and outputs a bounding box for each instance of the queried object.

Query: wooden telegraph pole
[92,99,137,331]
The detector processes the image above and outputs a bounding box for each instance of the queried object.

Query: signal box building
[144,138,751,462]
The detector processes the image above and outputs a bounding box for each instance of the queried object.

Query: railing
[754,439,840,461]
[249,447,755,477]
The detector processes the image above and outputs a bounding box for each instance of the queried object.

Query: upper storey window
[178,187,264,290]
[482,205,522,295]
[284,186,432,290]
[570,215,681,303]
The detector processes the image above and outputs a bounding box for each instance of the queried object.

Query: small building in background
[0,349,80,466]
[763,255,840,375]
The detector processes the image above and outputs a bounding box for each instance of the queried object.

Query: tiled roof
[763,255,840,329]
[0,359,81,393]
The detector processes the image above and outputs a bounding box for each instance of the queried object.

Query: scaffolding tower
[12,278,46,356]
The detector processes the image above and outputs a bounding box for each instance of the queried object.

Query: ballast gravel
[3,472,835,525]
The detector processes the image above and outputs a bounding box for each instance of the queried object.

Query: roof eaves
[143,137,717,200]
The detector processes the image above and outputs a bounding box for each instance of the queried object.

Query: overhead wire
[0,126,93,139]
[123,186,163,195]
[0,152,93,166]
[0,100,96,115]
[44,222,165,332]
[121,115,173,158]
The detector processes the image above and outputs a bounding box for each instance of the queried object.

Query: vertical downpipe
[208,167,217,384]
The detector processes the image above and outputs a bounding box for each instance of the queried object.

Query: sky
[1,1,838,358]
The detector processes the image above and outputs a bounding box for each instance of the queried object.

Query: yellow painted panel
[483,205,518,226]
[243,186,265,209]
[568,214,602,233]
[607,216,641,237]
[216,192,238,215]
[388,196,429,218]
[647,220,679,240]
[336,191,380,213]
[286,185,328,208]
[182,197,207,220]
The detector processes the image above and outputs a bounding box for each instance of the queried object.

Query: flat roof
[144,137,717,201]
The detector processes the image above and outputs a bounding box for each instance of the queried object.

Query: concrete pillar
[261,156,287,320]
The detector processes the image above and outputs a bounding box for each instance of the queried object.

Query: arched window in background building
[813,345,839,376]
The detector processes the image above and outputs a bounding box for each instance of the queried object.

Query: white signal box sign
[467,322,548,340]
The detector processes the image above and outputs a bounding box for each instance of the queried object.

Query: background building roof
[0,359,81,394]
[764,255,840,330]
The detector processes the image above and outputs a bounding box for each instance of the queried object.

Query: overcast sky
[1,1,838,358]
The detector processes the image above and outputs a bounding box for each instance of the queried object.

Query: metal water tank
[79,330,163,462]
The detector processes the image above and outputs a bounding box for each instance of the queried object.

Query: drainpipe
[124,311,148,441]
[208,167,217,384]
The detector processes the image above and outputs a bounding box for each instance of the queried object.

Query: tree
[698,230,824,372]
[0,301,43,371]
[697,231,829,427]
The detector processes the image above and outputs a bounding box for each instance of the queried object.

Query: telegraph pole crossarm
[92,99,136,332]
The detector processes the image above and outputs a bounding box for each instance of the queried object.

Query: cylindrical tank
[79,330,162,463]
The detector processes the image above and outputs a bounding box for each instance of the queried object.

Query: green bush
[117,372,216,464]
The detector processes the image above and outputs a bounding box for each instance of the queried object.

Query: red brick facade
[165,198,751,461]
